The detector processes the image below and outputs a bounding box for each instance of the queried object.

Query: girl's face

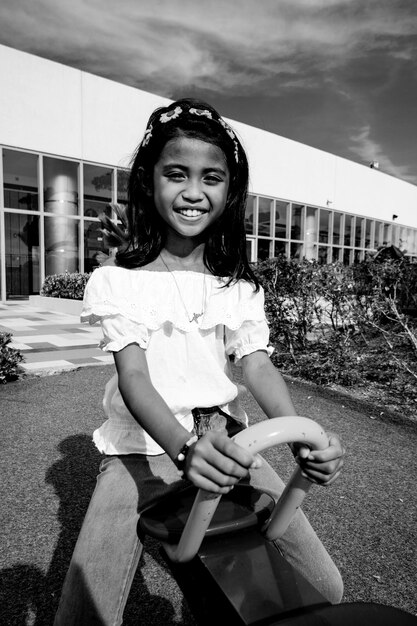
[152,136,230,245]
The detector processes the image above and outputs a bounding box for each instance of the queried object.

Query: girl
[55,98,345,625]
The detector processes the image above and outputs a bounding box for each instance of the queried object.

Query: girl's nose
[182,180,204,202]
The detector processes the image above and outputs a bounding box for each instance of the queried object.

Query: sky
[0,0,416,185]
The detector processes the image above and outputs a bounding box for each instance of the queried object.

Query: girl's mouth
[175,208,208,218]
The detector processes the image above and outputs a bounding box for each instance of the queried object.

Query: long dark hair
[108,98,258,288]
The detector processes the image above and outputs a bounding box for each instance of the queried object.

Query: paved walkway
[0,300,113,375]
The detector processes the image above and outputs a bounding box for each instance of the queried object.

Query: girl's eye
[166,171,185,181]
[204,175,222,184]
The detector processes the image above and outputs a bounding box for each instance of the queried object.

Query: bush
[254,257,322,355]
[254,255,417,392]
[0,332,24,383]
[41,272,91,300]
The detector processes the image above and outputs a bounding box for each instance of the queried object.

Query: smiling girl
[54,99,345,625]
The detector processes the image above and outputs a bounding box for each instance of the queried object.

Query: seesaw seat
[139,483,275,542]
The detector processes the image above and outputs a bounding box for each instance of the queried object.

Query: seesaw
[139,416,417,625]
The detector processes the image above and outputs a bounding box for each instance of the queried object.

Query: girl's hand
[294,432,345,487]
[184,431,261,494]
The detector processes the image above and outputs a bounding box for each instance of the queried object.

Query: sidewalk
[0,300,113,375]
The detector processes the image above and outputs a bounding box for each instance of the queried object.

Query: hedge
[41,272,91,300]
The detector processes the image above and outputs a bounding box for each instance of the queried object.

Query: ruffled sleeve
[99,315,149,352]
[81,267,149,352]
[224,285,274,364]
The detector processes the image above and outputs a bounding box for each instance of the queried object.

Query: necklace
[159,252,207,323]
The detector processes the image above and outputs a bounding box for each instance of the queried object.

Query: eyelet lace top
[81,265,274,456]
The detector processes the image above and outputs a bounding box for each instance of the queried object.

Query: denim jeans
[54,410,343,625]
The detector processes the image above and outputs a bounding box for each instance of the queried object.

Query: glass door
[5,213,40,299]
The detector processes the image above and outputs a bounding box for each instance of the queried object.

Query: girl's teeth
[178,209,204,217]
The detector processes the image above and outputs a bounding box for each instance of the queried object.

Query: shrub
[41,272,91,300]
[0,332,24,383]
[254,257,322,356]
[254,255,417,391]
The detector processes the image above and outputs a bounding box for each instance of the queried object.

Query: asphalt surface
[0,365,416,625]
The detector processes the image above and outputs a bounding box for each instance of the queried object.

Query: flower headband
[141,105,240,163]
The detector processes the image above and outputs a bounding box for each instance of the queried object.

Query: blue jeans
[54,411,343,625]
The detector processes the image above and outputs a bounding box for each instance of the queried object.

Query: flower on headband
[218,119,239,163]
[160,106,182,123]
[142,124,153,147]
[219,118,236,140]
[189,108,212,119]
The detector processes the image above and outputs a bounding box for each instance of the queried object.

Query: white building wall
[1,43,416,227]
[81,73,169,167]
[0,45,83,159]
[233,119,417,227]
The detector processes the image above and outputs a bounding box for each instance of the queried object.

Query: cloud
[1,0,415,97]
[349,125,416,183]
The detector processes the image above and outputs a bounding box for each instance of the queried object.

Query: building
[1,44,416,301]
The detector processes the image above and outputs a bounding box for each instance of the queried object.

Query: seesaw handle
[164,416,328,563]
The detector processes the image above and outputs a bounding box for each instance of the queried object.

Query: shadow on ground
[0,432,194,625]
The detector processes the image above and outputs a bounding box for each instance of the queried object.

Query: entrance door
[5,213,40,299]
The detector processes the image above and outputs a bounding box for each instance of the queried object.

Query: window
[84,220,110,272]
[343,248,352,265]
[291,204,304,240]
[257,238,272,261]
[117,169,129,206]
[245,195,256,235]
[374,221,383,247]
[290,242,303,259]
[318,246,329,264]
[353,249,363,263]
[305,206,317,260]
[306,207,317,242]
[383,223,391,246]
[332,247,341,263]
[246,238,255,262]
[392,224,399,246]
[319,209,331,243]
[5,213,40,297]
[258,197,272,236]
[344,215,353,246]
[43,157,79,215]
[84,164,112,217]
[3,149,38,211]
[275,200,288,238]
[333,213,341,245]
[355,218,364,247]
[364,219,373,249]
[273,240,287,257]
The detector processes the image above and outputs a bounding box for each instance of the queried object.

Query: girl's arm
[241,350,345,486]
[114,343,258,493]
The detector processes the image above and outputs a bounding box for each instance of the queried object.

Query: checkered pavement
[0,301,113,375]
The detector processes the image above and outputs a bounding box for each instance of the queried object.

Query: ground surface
[1,365,416,625]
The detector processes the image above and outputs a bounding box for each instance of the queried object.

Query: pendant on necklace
[159,252,207,324]
[190,311,204,323]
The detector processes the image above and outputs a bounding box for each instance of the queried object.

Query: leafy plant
[254,256,322,357]
[254,254,417,397]
[41,271,91,300]
[0,332,24,383]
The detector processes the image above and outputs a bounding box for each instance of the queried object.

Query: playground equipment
[140,416,417,625]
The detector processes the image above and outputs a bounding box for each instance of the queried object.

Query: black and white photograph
[0,1,416,625]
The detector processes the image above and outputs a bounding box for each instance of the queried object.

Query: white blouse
[81,265,273,456]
